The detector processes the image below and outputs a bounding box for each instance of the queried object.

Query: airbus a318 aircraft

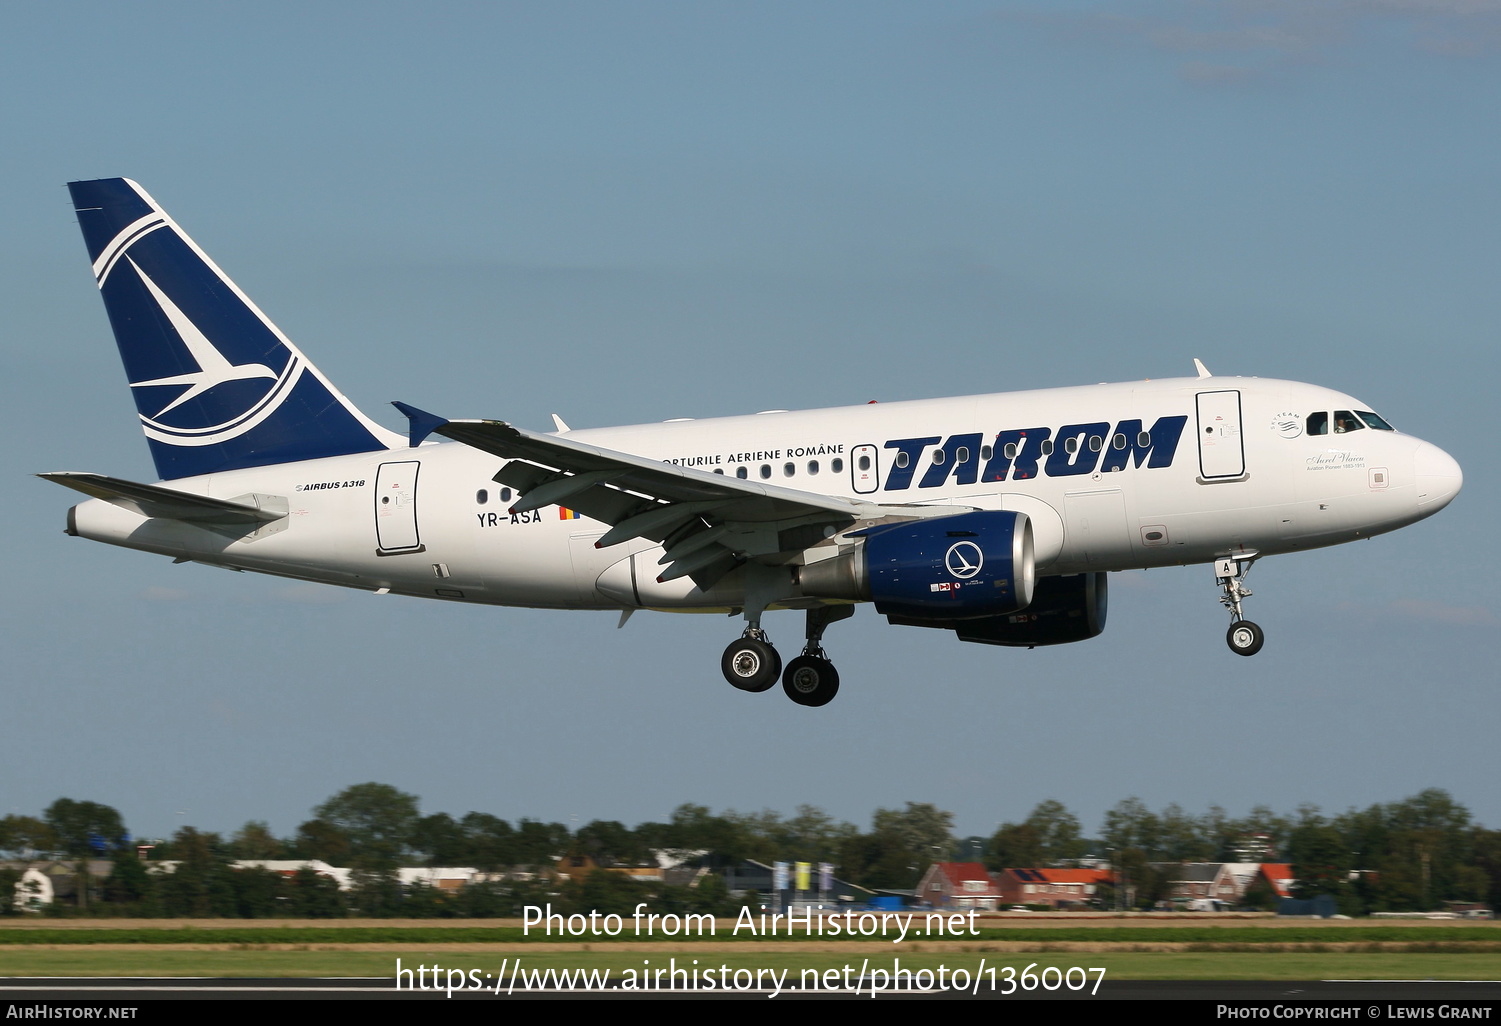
[43,179,1463,707]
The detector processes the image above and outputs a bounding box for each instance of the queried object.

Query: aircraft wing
[427,414,962,589]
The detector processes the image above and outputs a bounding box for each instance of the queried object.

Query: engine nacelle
[799,510,1034,620]
[888,571,1108,648]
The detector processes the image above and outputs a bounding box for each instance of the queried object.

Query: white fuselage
[66,375,1462,613]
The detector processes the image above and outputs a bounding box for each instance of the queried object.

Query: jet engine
[799,510,1035,620]
[888,571,1109,648]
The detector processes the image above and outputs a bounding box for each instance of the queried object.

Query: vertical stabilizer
[68,178,401,479]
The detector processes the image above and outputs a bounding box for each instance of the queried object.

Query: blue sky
[3,1,1497,845]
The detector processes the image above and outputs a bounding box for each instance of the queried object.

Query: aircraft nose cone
[1414,440,1462,511]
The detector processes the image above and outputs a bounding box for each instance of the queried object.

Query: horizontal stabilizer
[38,472,286,525]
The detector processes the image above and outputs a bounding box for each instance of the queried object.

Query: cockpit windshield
[1307,409,1395,435]
[1314,408,1392,432]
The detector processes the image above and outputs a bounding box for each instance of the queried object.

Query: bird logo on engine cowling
[944,541,984,579]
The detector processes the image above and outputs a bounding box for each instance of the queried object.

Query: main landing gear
[1215,554,1265,657]
[721,631,779,693]
[782,653,838,707]
[720,606,853,706]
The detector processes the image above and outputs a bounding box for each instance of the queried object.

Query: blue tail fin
[68,178,401,480]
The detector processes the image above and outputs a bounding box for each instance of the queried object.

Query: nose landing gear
[1215,554,1265,657]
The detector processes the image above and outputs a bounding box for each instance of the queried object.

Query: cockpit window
[1357,410,1395,431]
[1307,412,1329,436]
[1333,410,1364,433]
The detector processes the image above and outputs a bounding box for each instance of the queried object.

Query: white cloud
[1338,598,1497,626]
[1178,60,1261,84]
[275,584,350,605]
[1385,598,1498,626]
[998,0,1501,88]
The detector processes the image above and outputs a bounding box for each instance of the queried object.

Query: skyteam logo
[95,221,305,449]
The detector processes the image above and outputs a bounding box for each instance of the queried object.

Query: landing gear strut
[781,606,853,707]
[782,655,838,706]
[1215,554,1265,657]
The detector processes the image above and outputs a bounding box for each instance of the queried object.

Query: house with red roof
[995,867,1113,909]
[916,862,1003,910]
[1258,863,1295,899]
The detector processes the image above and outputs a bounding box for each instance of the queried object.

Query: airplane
[42,178,1464,707]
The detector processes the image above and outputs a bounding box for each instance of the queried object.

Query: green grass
[1,948,1498,982]
[2,925,1497,945]
[2,920,1496,983]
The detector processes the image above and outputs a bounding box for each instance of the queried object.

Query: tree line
[3,786,1498,917]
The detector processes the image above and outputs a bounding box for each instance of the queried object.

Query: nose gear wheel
[1227,620,1264,657]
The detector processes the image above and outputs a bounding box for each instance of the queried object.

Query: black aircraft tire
[781,655,840,707]
[721,638,781,692]
[1227,620,1265,657]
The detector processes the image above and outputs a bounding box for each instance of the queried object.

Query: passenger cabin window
[832,457,844,473]
[500,487,513,502]
[981,445,992,461]
[783,462,795,477]
[759,464,771,479]
[736,467,748,479]
[1040,440,1054,456]
[1307,412,1329,436]
[1333,410,1364,433]
[894,452,909,469]
[1003,442,1018,460]
[1113,433,1126,450]
[807,460,819,475]
[476,489,488,504]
